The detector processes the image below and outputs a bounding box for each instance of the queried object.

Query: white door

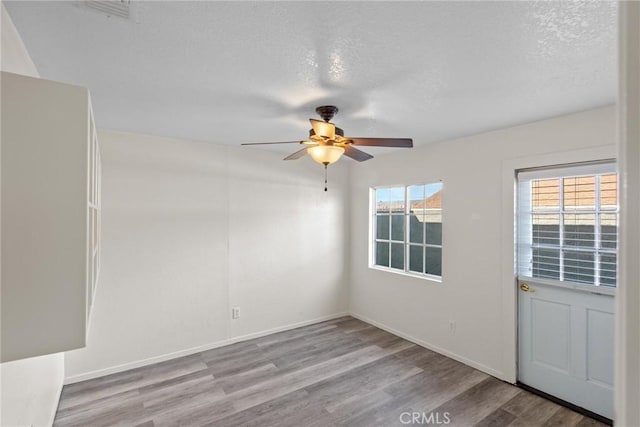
[518,278,615,419]
[516,162,618,420]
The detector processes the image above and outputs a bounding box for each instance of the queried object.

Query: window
[517,162,618,287]
[372,182,443,279]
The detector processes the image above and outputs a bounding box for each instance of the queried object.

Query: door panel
[531,299,571,373]
[586,309,615,387]
[518,279,614,419]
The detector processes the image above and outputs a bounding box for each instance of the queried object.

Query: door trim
[616,3,640,425]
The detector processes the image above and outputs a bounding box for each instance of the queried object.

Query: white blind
[517,161,618,287]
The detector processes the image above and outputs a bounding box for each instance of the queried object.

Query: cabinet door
[1,71,94,362]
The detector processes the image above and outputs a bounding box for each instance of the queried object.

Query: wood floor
[55,316,607,427]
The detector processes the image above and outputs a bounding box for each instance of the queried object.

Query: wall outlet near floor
[231,307,240,319]
[449,320,456,334]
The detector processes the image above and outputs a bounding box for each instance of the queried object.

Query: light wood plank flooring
[54,317,607,427]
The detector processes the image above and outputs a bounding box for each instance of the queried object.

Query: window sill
[517,275,616,296]
[369,265,443,283]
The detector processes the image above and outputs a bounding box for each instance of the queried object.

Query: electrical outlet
[232,307,240,319]
[449,320,456,334]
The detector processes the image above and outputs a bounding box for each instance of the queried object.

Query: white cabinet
[1,71,101,362]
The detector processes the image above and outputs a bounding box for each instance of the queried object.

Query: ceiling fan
[242,106,413,190]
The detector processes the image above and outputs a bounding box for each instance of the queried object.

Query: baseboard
[350,312,508,381]
[65,311,506,386]
[64,312,349,385]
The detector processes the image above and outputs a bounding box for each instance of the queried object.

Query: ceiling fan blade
[349,138,413,147]
[283,147,310,161]
[309,119,336,139]
[241,141,303,146]
[344,145,374,162]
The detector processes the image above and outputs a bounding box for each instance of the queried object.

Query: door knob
[520,283,535,292]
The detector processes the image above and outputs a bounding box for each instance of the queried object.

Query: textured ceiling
[5,1,616,153]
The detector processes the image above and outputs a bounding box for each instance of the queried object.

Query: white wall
[1,4,65,427]
[64,130,349,381]
[0,355,64,427]
[616,2,640,425]
[349,106,616,381]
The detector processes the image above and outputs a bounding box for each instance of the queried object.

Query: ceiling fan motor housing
[315,105,339,122]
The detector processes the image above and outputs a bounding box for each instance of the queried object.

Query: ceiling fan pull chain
[324,163,328,192]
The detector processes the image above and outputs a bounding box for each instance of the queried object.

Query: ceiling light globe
[307,145,345,165]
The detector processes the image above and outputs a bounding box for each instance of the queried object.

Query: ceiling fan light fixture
[310,119,336,140]
[241,105,414,187]
[307,145,344,165]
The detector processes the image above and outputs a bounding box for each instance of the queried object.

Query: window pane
[564,250,595,285]
[375,242,389,267]
[600,253,617,287]
[408,185,425,207]
[390,187,405,214]
[376,215,390,240]
[426,182,443,199]
[532,179,560,212]
[563,214,595,248]
[409,245,424,273]
[426,220,442,246]
[521,169,618,288]
[408,214,424,244]
[408,185,425,244]
[376,188,390,214]
[600,174,617,211]
[391,215,404,241]
[563,175,595,211]
[532,214,560,245]
[390,243,404,269]
[601,213,617,249]
[532,248,560,280]
[425,246,442,276]
[425,183,443,245]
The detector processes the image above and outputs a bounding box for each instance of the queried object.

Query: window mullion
[404,214,409,273]
[423,185,427,274]
[404,185,409,274]
[388,194,392,267]
[372,207,376,267]
[594,174,602,286]
[559,178,565,281]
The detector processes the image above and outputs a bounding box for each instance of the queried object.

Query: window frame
[370,182,443,282]
[517,161,618,288]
